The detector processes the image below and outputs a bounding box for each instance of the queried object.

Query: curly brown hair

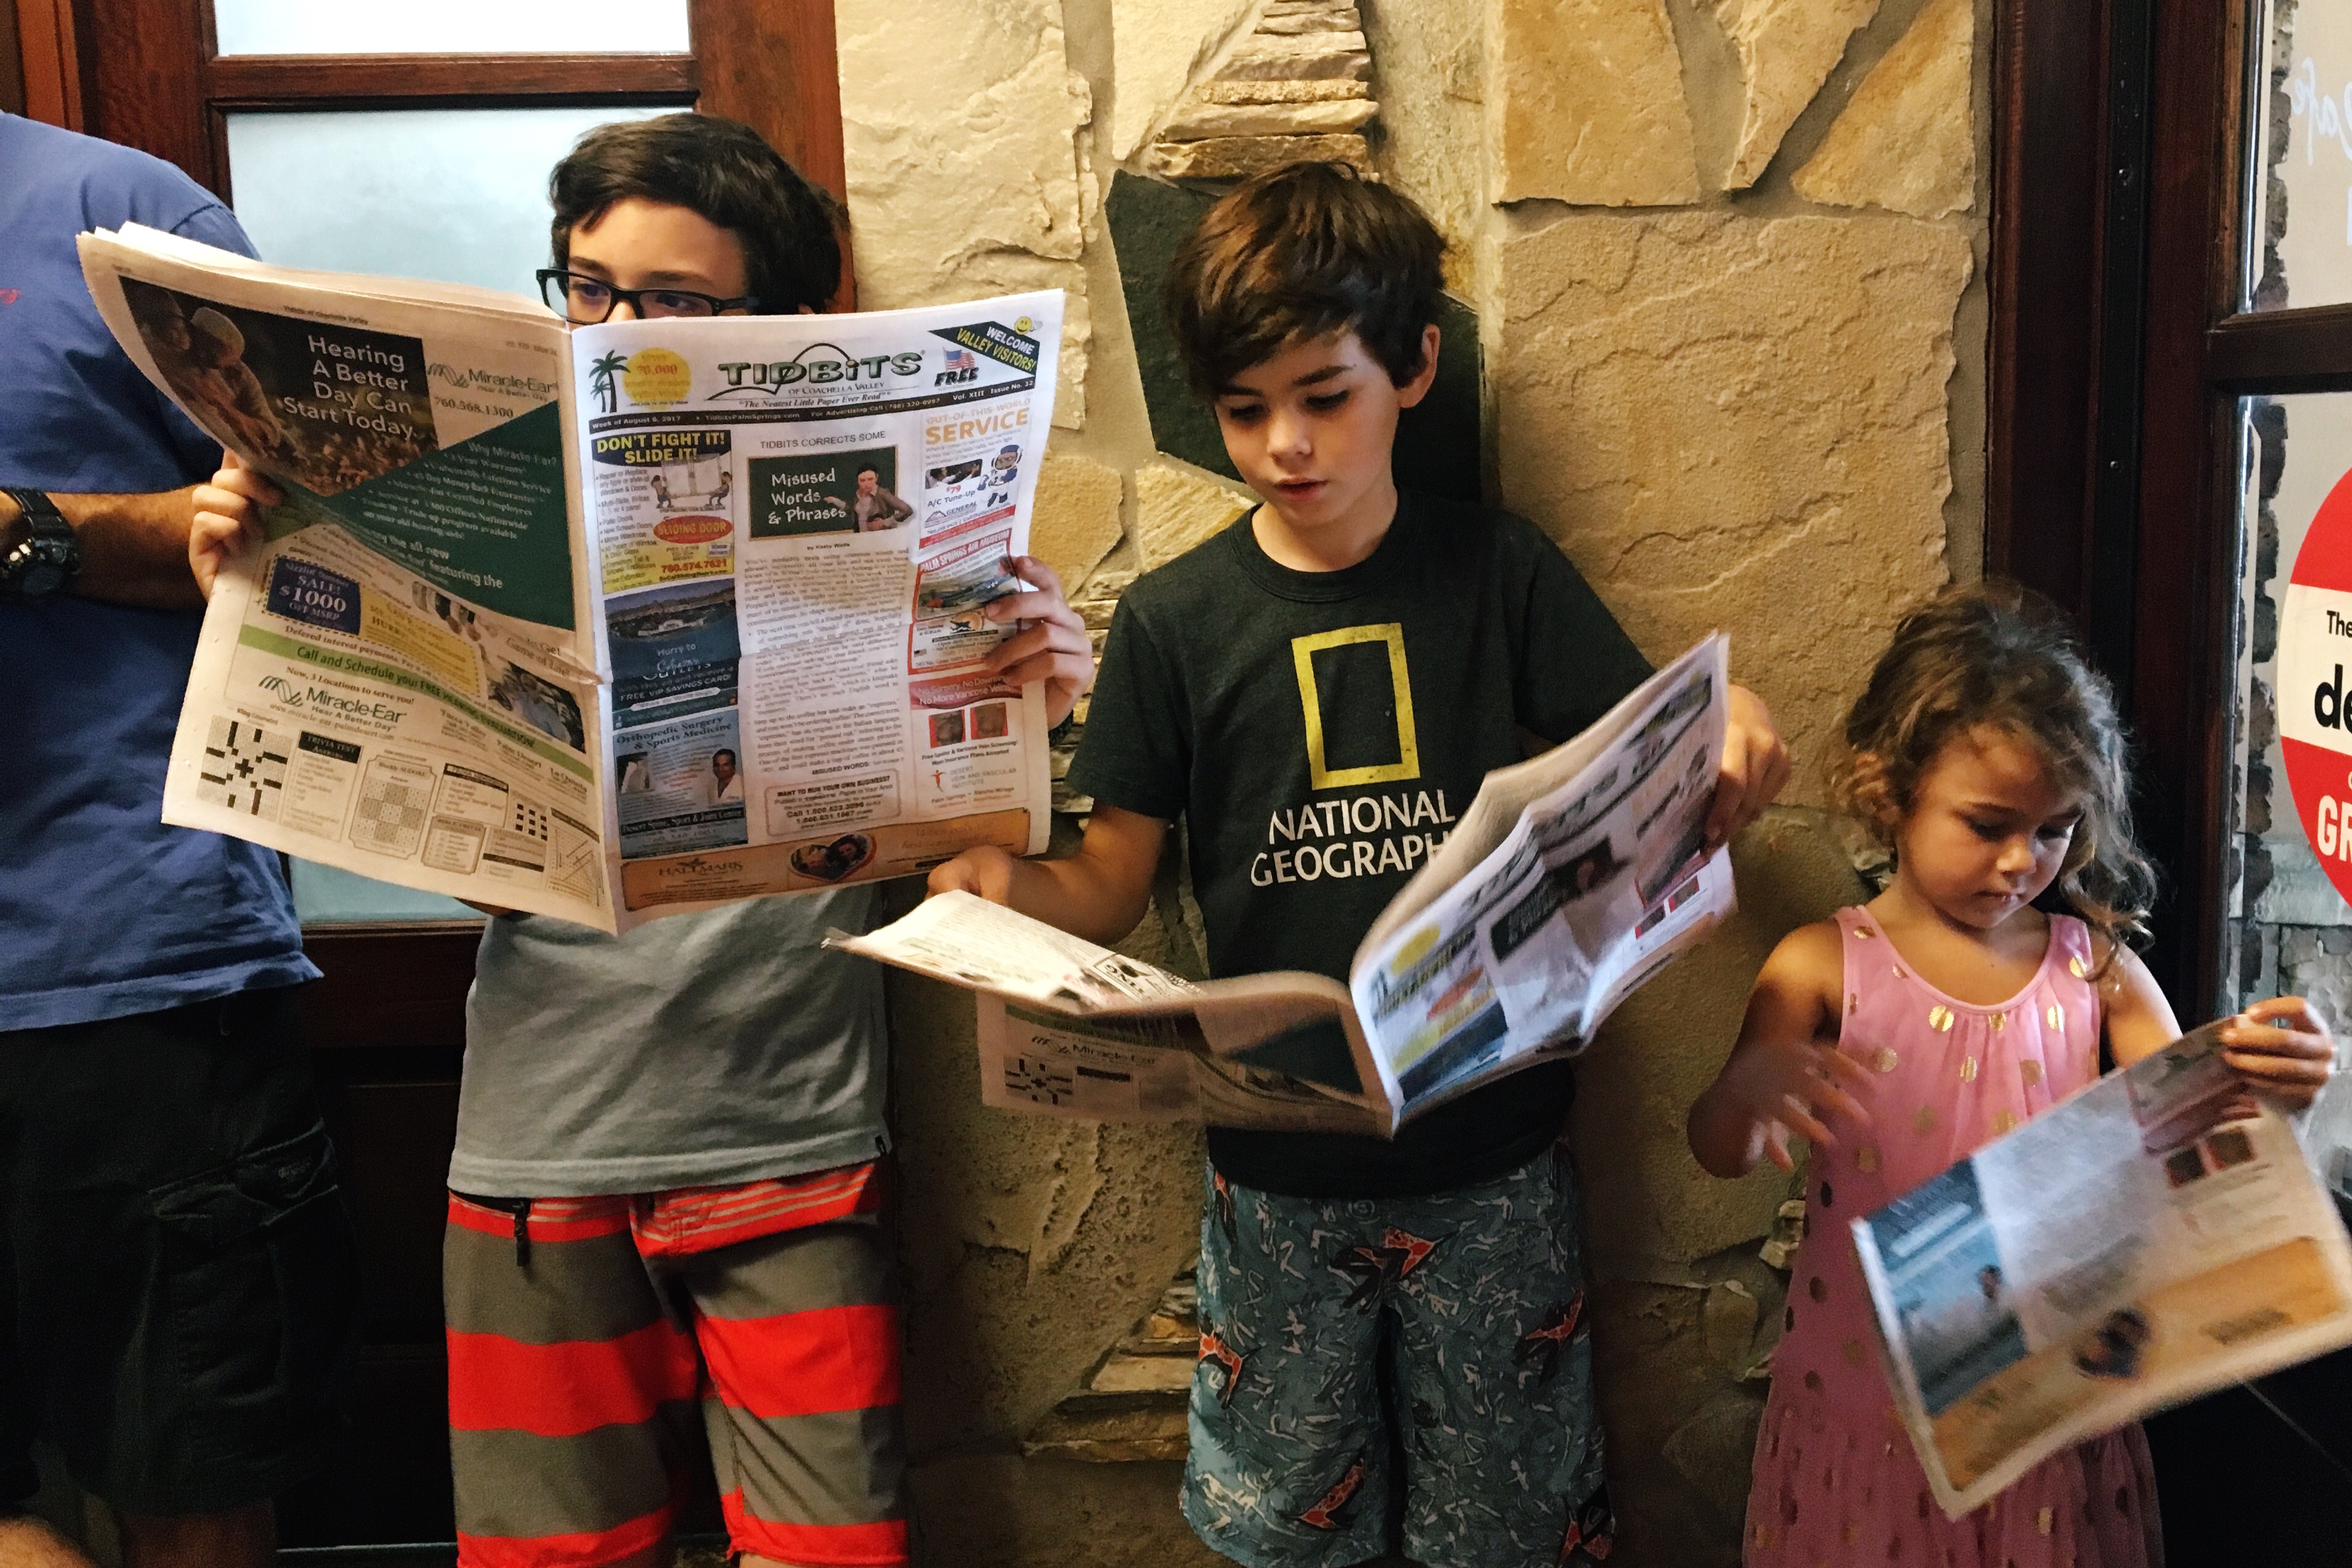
[1832,581,2156,954]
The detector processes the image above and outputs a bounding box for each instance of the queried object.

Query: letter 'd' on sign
[2278,465,2352,907]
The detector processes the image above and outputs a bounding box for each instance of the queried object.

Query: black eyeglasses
[536,269,759,324]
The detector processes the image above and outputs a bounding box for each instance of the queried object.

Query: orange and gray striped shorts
[444,1164,906,1567]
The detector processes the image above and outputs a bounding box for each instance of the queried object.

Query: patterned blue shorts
[1182,1149,1613,1568]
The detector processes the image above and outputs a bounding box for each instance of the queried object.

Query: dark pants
[0,987,360,1514]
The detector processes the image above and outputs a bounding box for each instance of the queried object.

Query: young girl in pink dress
[1687,584,2336,1567]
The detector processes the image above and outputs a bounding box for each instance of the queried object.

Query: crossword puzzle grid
[510,798,549,840]
[1002,1053,1076,1107]
[196,718,289,818]
[352,770,430,856]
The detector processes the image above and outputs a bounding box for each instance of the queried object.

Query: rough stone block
[1108,0,1262,158]
[1105,172,1483,505]
[1105,173,1231,481]
[1359,0,1487,296]
[1792,0,1975,219]
[1259,7,1363,33]
[908,1453,1228,1568]
[1020,1402,1191,1463]
[1715,0,1880,190]
[1195,78,1372,104]
[1142,132,1374,180]
[1495,212,1968,792]
[1217,33,1373,79]
[1085,1354,1196,1395]
[1487,0,1700,206]
[888,960,1205,1458]
[2255,835,2352,926]
[1159,96,1380,140]
[1133,456,1254,569]
[1029,452,1126,593]
[1569,810,1866,1272]
[837,0,1094,426]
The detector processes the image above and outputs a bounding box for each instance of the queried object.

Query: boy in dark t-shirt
[932,163,1788,1568]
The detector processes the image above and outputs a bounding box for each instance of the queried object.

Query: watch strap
[2,487,70,541]
[2,486,79,597]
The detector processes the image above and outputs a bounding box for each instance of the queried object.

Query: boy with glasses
[199,113,1096,1568]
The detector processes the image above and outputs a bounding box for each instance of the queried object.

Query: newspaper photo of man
[852,464,912,531]
[706,747,743,805]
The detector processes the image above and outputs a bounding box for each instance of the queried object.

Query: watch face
[20,561,67,597]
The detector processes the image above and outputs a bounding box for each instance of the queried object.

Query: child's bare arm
[2098,942,2183,1070]
[1687,921,1870,1178]
[190,453,280,598]
[927,803,1167,946]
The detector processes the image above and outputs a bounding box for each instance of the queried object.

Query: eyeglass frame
[536,268,760,324]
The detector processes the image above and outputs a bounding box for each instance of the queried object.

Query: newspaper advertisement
[832,636,1739,1134]
[1345,635,1735,1120]
[80,224,1061,931]
[79,225,615,925]
[1853,1021,2352,1517]
[573,296,1060,918]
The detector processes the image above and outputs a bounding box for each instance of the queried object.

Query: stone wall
[837,1,1989,1562]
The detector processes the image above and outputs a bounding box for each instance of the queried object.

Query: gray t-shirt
[448,887,888,1197]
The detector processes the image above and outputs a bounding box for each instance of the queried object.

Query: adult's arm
[0,486,204,611]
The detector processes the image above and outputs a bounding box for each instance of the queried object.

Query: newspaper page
[832,890,1382,1131]
[978,997,1386,1134]
[568,297,1062,923]
[1345,635,1738,1120]
[1853,1021,2352,1516]
[835,637,1739,1133]
[79,227,613,925]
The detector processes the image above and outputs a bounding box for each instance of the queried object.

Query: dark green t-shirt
[1065,492,1651,1197]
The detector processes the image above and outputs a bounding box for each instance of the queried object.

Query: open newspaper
[832,637,1737,1133]
[1853,1020,2352,1516]
[79,224,1060,933]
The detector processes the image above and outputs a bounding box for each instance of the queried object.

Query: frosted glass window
[227,106,669,296]
[2249,0,2352,310]
[291,861,477,925]
[215,0,689,56]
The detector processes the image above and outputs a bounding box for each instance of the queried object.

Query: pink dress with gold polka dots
[1744,907,2163,1568]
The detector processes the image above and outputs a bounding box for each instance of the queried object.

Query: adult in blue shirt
[0,113,358,1568]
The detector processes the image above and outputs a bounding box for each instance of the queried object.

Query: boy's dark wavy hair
[1831,581,2157,955]
[1164,161,1446,398]
[550,113,844,315]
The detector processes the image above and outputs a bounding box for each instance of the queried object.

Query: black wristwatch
[1,487,78,599]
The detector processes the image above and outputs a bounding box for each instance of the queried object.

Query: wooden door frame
[1988,0,2255,1013]
[13,0,855,276]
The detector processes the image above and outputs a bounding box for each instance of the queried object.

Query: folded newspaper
[831,637,1738,1134]
[80,224,1063,932]
[1854,1021,2352,1517]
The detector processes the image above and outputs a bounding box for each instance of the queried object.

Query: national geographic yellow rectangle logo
[1291,623,1420,789]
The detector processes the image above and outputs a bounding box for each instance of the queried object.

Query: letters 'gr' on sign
[2278,464,2352,900]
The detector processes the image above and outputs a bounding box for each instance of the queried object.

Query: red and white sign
[2279,465,2352,907]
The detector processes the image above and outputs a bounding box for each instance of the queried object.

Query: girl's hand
[1715,1034,1874,1172]
[2220,996,2337,1114]
[190,452,281,599]
[984,555,1095,728]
